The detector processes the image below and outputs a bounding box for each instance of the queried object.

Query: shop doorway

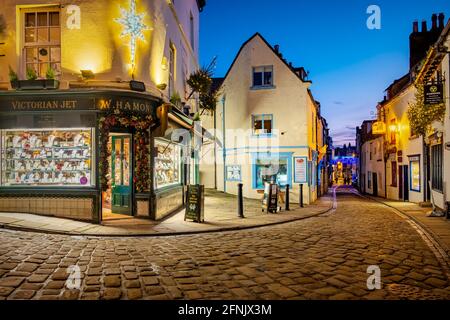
[372,172,378,197]
[102,133,133,219]
[398,165,409,201]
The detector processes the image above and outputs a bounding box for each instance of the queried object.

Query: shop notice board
[185,185,205,222]
[262,183,279,213]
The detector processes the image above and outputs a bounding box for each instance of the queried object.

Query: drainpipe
[214,105,217,190]
[222,95,226,193]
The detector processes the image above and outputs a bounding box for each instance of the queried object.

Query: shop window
[154,139,181,189]
[1,129,93,186]
[431,144,443,192]
[23,9,61,78]
[409,156,420,192]
[252,66,273,88]
[254,157,289,189]
[252,114,273,135]
[391,161,397,187]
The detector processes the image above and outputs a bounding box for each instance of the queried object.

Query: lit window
[252,114,273,135]
[252,66,273,87]
[23,9,61,78]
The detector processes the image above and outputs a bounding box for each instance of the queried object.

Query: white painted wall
[200,34,320,204]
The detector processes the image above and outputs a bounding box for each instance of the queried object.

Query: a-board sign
[262,183,279,213]
[185,185,204,222]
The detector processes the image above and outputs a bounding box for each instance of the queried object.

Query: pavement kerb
[0,192,335,238]
[353,191,450,277]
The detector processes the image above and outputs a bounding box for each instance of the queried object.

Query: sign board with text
[185,185,204,223]
[293,157,308,183]
[424,83,444,105]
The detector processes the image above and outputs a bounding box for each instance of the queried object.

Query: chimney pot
[432,14,438,29]
[438,13,445,28]
[274,44,279,53]
[421,20,427,32]
[413,21,419,33]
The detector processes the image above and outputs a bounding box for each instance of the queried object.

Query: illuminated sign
[372,121,386,134]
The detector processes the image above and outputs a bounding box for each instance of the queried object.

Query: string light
[115,0,152,76]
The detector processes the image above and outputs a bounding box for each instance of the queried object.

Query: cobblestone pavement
[0,188,449,300]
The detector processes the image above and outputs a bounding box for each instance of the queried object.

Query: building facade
[0,0,206,222]
[200,33,328,205]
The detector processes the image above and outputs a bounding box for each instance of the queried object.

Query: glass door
[111,135,132,215]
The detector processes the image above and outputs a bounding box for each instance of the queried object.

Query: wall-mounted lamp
[157,83,167,90]
[80,70,95,80]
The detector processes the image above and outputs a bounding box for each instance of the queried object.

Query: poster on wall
[226,165,241,181]
[293,157,308,184]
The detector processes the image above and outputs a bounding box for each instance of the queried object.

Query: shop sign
[293,157,308,183]
[424,83,444,105]
[0,95,156,115]
[185,185,204,223]
[372,121,386,134]
[262,183,279,213]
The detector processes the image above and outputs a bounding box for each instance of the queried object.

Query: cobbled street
[0,188,449,300]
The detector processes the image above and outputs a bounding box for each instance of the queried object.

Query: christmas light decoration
[115,0,151,75]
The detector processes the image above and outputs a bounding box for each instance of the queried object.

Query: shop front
[0,90,188,223]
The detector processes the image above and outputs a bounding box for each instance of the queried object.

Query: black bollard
[285,184,290,211]
[299,184,304,208]
[238,183,244,218]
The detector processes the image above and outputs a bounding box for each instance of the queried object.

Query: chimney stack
[413,21,419,33]
[432,14,438,29]
[274,44,279,53]
[421,20,427,32]
[438,13,445,29]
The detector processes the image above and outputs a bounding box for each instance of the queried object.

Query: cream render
[200,34,325,205]
[0,0,201,108]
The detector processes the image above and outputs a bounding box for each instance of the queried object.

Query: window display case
[154,139,181,189]
[1,128,94,186]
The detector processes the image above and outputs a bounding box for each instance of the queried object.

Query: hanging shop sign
[294,156,308,183]
[372,121,386,134]
[185,184,205,223]
[424,83,444,105]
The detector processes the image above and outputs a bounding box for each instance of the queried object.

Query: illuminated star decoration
[115,0,151,75]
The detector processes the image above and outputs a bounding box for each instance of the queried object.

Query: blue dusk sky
[199,0,449,147]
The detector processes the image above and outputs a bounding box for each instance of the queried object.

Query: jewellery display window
[154,139,181,189]
[1,128,94,186]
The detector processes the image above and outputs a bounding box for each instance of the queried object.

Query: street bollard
[285,184,290,211]
[446,201,450,220]
[299,184,304,208]
[238,183,244,218]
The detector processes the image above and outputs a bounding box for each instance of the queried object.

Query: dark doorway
[401,165,409,202]
[398,165,403,200]
[372,172,378,197]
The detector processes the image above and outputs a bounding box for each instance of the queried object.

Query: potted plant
[44,66,59,89]
[11,65,60,90]
[8,65,19,89]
